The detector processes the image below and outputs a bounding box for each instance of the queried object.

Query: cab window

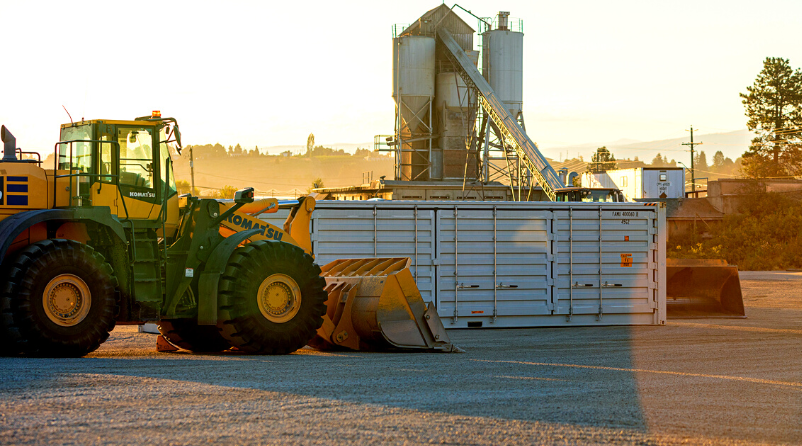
[159,127,177,196]
[99,135,114,183]
[59,125,93,174]
[118,127,154,189]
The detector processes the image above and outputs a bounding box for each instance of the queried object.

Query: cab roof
[61,119,163,129]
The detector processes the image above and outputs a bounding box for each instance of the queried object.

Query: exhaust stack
[1,125,18,162]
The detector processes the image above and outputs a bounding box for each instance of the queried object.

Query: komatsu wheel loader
[0,113,453,357]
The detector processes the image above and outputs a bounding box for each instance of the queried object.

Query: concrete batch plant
[318,5,557,202]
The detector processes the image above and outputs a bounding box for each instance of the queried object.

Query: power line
[682,126,703,195]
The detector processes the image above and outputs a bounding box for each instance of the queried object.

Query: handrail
[52,139,129,219]
[16,149,42,166]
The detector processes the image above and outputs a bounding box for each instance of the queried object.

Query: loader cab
[57,116,180,234]
[555,187,625,203]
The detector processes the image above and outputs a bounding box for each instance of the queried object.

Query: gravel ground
[1,272,800,445]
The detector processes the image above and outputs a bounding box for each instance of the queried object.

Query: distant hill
[172,152,393,197]
[547,129,754,164]
[261,142,374,156]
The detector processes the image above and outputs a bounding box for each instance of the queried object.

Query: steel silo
[393,35,435,181]
[481,12,524,120]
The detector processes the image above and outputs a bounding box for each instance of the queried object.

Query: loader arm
[217,194,317,256]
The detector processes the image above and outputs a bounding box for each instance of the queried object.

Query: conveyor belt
[437,28,565,200]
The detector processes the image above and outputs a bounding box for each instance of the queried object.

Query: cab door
[91,124,121,214]
[116,126,159,220]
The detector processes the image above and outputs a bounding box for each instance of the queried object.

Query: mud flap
[666,259,746,318]
[311,258,459,352]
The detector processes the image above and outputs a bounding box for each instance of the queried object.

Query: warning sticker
[620,253,633,267]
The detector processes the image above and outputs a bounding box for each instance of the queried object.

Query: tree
[740,57,802,177]
[694,150,709,172]
[215,185,238,199]
[589,146,617,173]
[175,180,199,196]
[712,151,726,170]
[234,144,243,156]
[307,177,324,193]
[651,153,665,167]
[307,133,315,158]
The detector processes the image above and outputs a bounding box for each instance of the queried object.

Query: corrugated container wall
[260,201,667,328]
[482,30,524,117]
[393,36,435,181]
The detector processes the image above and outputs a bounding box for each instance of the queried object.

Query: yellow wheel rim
[43,274,92,327]
[257,273,302,323]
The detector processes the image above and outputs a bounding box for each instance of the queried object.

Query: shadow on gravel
[0,326,650,432]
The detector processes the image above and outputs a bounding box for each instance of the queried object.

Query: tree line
[182,143,375,160]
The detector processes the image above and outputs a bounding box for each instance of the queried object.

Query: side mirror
[234,187,255,204]
[173,124,182,150]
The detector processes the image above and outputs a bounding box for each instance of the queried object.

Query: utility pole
[189,146,196,196]
[682,126,703,197]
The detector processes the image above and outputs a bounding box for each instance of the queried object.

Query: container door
[436,207,553,328]
[553,205,658,324]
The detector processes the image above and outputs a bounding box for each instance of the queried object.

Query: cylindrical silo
[481,28,523,118]
[435,72,477,180]
[393,35,435,181]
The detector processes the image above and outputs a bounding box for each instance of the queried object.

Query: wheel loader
[0,113,454,357]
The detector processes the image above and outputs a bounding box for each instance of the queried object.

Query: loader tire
[217,241,327,354]
[0,276,21,356]
[158,319,231,353]
[1,239,119,357]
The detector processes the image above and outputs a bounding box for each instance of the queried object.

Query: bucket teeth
[312,258,458,352]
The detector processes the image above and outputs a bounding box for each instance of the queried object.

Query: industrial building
[580,167,686,200]
[319,5,561,201]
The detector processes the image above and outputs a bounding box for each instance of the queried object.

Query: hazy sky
[2,0,800,161]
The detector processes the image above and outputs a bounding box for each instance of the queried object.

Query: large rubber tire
[158,319,231,353]
[0,273,21,356]
[217,241,327,354]
[1,239,119,357]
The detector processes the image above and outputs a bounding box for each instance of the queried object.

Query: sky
[1,0,801,162]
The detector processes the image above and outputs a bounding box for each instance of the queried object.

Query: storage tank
[481,12,523,118]
[393,35,435,181]
[435,72,477,180]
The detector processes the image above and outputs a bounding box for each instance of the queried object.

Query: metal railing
[478,16,523,34]
[53,139,129,219]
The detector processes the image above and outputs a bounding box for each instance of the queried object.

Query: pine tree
[694,151,709,172]
[740,57,802,177]
[712,151,726,170]
[589,147,617,173]
[651,153,665,167]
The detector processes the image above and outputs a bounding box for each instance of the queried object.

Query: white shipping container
[261,200,667,328]
[581,168,685,200]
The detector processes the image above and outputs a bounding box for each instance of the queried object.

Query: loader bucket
[310,258,457,352]
[666,259,746,318]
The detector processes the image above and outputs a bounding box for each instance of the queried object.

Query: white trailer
[262,200,667,328]
[581,167,685,200]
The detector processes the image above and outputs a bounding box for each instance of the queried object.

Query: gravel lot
[1,271,800,445]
